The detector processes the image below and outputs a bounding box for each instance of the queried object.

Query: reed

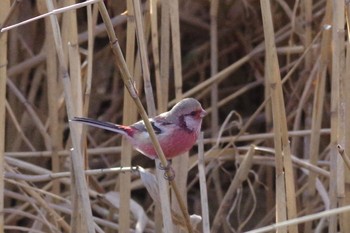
[1,0,350,232]
[0,1,10,232]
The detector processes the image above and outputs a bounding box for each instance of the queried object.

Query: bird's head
[168,98,206,132]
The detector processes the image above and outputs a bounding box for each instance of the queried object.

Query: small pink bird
[72,98,206,160]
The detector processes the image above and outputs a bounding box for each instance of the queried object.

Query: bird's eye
[190,111,197,116]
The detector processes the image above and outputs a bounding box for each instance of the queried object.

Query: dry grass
[0,0,349,232]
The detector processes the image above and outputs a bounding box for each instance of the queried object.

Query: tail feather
[71,117,132,136]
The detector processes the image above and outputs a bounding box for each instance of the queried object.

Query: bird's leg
[158,160,175,181]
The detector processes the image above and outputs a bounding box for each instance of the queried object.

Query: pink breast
[135,131,197,159]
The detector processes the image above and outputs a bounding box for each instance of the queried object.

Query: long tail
[71,117,132,136]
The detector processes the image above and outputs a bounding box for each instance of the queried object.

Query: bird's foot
[158,160,172,170]
[158,160,175,181]
[163,167,175,181]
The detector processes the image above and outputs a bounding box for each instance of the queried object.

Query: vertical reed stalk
[0,1,10,231]
[168,1,189,229]
[45,0,95,232]
[155,0,170,231]
[264,47,274,215]
[132,0,156,114]
[150,0,162,111]
[38,1,62,197]
[304,3,331,231]
[81,4,97,189]
[197,133,210,233]
[342,6,350,232]
[159,0,170,111]
[209,2,228,232]
[169,0,182,100]
[329,0,345,232]
[64,1,88,231]
[82,3,97,117]
[260,1,298,232]
[332,2,349,232]
[117,0,136,231]
[210,0,219,135]
[304,0,312,70]
[133,1,176,232]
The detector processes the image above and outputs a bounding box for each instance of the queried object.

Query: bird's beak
[200,109,207,118]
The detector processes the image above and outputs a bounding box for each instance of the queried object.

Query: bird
[71,98,206,160]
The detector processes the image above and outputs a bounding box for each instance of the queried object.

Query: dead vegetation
[0,0,349,232]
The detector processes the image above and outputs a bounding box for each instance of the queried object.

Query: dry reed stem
[304,4,331,230]
[116,0,137,231]
[197,133,210,233]
[80,4,99,198]
[210,0,219,137]
[168,0,190,228]
[208,3,224,232]
[341,4,350,232]
[6,166,139,182]
[82,3,97,117]
[152,4,169,228]
[132,0,173,231]
[260,1,298,232]
[0,1,10,231]
[159,0,170,111]
[329,0,345,232]
[149,8,166,226]
[150,0,162,112]
[290,58,319,155]
[44,0,95,232]
[133,0,156,114]
[39,0,61,198]
[304,0,313,70]
[5,146,122,158]
[170,0,182,100]
[345,14,350,232]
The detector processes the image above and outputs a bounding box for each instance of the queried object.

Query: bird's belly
[134,131,197,159]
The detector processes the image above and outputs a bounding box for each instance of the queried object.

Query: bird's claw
[163,168,175,181]
[158,160,172,170]
[158,161,175,181]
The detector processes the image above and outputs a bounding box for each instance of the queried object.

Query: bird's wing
[132,117,174,135]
